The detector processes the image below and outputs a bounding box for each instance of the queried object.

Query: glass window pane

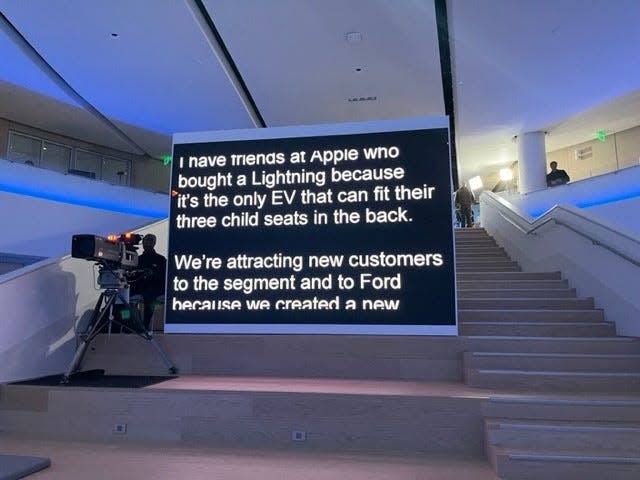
[41,141,71,174]
[73,150,100,179]
[7,132,41,165]
[102,156,130,186]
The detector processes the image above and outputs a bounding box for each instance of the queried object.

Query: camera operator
[130,233,167,330]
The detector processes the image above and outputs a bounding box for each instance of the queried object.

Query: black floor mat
[0,454,50,480]
[10,370,175,388]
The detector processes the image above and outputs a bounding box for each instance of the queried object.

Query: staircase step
[456,264,521,272]
[454,228,640,478]
[454,227,487,233]
[464,352,640,372]
[455,241,498,248]
[457,279,569,290]
[494,447,640,480]
[460,321,615,337]
[483,396,640,422]
[455,236,497,242]
[456,271,561,280]
[459,298,593,310]
[457,288,577,298]
[459,309,604,323]
[486,418,640,453]
[466,369,640,392]
[456,256,512,263]
[465,336,640,354]
[455,249,508,257]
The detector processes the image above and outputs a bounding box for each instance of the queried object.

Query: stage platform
[0,433,496,480]
[0,375,492,457]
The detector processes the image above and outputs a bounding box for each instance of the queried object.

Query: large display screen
[165,117,456,334]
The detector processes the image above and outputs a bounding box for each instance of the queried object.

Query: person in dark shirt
[454,183,475,228]
[546,161,570,187]
[131,234,167,330]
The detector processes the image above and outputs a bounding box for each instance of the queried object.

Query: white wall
[585,197,640,235]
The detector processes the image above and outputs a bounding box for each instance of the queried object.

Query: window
[102,155,130,186]
[42,141,71,174]
[7,132,41,165]
[73,149,101,178]
[6,130,133,187]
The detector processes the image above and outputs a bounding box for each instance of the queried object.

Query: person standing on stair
[455,183,475,228]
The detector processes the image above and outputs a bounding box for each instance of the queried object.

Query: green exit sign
[595,131,606,142]
[162,155,172,166]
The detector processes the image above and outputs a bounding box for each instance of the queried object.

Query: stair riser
[456,262,515,268]
[459,299,594,309]
[458,289,577,298]
[457,280,569,289]
[455,251,507,257]
[488,427,640,453]
[467,370,640,392]
[464,354,640,372]
[456,265,521,272]
[496,456,640,480]
[460,323,615,336]
[465,337,640,354]
[483,401,640,422]
[456,256,511,262]
[459,310,604,322]
[456,238,494,242]
[457,272,561,280]
[455,244,499,250]
[453,227,489,235]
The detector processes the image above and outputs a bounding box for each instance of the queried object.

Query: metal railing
[483,191,640,268]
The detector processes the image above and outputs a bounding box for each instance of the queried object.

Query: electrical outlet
[291,430,306,441]
[113,423,127,434]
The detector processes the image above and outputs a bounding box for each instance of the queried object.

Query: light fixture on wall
[468,176,483,190]
[499,168,513,181]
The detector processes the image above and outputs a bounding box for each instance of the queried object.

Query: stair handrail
[481,191,640,268]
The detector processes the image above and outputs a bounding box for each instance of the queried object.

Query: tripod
[61,286,177,384]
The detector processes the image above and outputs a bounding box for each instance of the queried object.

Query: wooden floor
[1,434,495,480]
[146,375,494,397]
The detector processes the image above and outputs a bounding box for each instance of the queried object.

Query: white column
[517,131,547,194]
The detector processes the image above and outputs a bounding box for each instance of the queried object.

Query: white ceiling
[1,0,639,183]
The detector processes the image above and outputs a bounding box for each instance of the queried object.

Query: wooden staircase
[456,227,640,479]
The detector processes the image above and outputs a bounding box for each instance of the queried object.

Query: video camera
[72,233,148,289]
[72,233,141,267]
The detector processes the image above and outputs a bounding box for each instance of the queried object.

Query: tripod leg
[149,337,178,374]
[61,291,118,384]
[114,292,178,375]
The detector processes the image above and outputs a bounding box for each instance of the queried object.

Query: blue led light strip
[0,181,168,218]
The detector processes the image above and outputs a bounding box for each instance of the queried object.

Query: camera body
[72,233,141,268]
[72,233,148,290]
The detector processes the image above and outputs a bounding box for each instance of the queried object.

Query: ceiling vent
[347,96,377,103]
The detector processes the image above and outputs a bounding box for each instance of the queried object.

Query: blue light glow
[528,189,640,218]
[0,181,167,218]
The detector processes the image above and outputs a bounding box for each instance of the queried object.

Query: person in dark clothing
[454,184,475,228]
[546,161,570,187]
[131,234,167,330]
